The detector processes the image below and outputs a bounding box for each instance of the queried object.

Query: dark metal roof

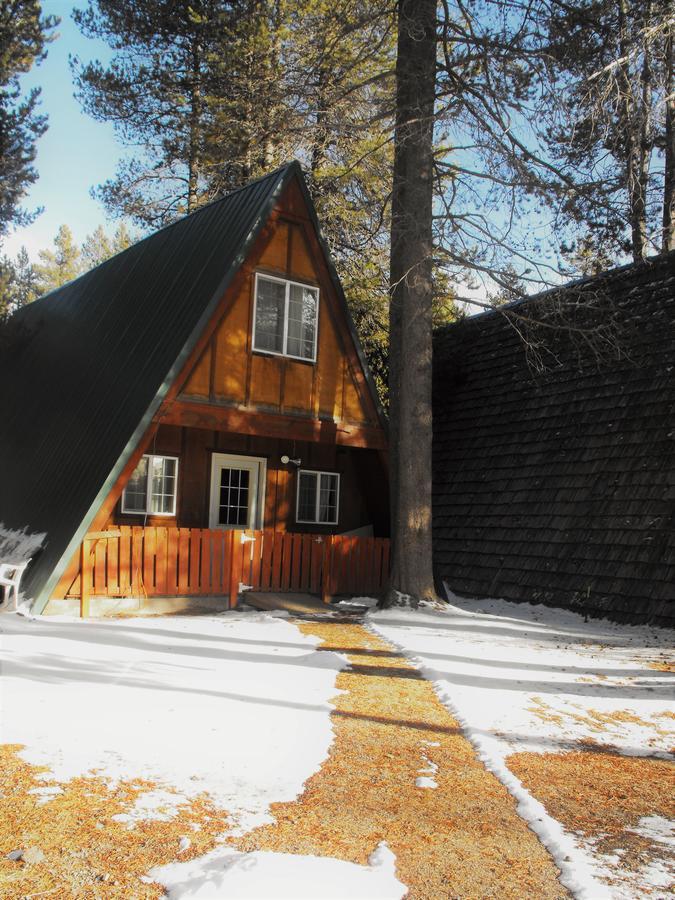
[1,163,308,611]
[432,251,675,626]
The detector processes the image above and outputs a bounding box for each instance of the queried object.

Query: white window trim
[296,469,340,525]
[252,272,320,363]
[209,453,268,530]
[121,454,179,517]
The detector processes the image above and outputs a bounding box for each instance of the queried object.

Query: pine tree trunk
[636,0,653,253]
[261,0,281,168]
[663,13,675,251]
[188,37,202,213]
[384,0,437,608]
[311,72,328,177]
[617,0,648,260]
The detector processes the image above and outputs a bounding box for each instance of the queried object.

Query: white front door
[209,454,267,529]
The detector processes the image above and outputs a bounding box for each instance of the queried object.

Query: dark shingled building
[433,251,675,626]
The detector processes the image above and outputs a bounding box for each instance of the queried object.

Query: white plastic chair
[0,559,30,606]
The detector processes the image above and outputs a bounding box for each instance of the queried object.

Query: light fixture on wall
[280,454,302,467]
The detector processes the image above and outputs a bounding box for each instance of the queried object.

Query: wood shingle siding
[433,251,675,626]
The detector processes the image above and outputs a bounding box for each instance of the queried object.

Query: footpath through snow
[369,594,675,899]
[1,599,673,898]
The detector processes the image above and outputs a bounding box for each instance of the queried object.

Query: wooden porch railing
[69,526,390,616]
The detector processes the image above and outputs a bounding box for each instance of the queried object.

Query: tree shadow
[2,651,336,714]
[1,616,339,672]
[432,668,673,701]
[376,617,611,643]
[2,614,314,652]
[399,648,670,680]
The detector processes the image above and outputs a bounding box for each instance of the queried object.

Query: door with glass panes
[208,454,266,529]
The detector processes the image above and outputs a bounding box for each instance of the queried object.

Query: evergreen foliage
[34,224,82,294]
[71,0,403,400]
[0,222,135,315]
[0,247,38,315]
[81,222,132,269]
[544,0,674,262]
[72,0,231,226]
[0,0,58,238]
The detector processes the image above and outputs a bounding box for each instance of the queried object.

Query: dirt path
[235,617,568,899]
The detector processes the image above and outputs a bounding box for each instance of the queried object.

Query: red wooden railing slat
[71,526,390,606]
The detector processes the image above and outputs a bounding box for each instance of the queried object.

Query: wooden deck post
[321,535,334,605]
[228,530,239,609]
[80,539,90,618]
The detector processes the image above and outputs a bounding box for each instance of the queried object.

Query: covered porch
[48,410,389,616]
[63,526,390,617]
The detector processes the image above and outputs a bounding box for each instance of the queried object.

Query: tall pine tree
[544,0,673,261]
[72,0,231,227]
[0,0,58,239]
[0,245,38,314]
[384,0,437,606]
[73,0,397,398]
[35,224,82,294]
[81,222,133,270]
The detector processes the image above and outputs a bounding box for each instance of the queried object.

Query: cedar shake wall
[432,252,675,626]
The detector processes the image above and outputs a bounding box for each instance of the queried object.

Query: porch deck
[245,592,369,617]
[62,526,390,617]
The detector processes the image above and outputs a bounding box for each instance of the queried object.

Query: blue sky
[4,1,127,259]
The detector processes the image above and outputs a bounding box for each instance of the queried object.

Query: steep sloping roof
[433,251,675,625]
[2,162,368,610]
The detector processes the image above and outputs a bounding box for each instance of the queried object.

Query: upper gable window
[253,273,319,362]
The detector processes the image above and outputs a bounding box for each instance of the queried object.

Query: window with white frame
[121,455,178,516]
[296,470,340,524]
[253,273,319,361]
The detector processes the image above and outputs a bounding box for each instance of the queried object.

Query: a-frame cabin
[1,163,389,615]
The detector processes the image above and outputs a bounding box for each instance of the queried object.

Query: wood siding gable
[172,176,384,446]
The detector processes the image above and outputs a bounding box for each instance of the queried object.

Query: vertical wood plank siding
[68,527,390,606]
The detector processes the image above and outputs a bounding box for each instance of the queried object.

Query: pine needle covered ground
[0,744,229,898]
[2,618,568,899]
[507,749,675,895]
[3,607,671,897]
[234,619,568,899]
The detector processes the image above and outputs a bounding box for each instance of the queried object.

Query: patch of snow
[112,789,183,826]
[369,593,675,899]
[416,750,438,788]
[178,837,191,854]
[152,840,406,899]
[580,823,675,900]
[1,609,346,834]
[0,523,45,564]
[415,776,438,789]
[628,815,675,848]
[27,785,64,805]
[14,600,35,617]
[334,596,379,610]
[629,859,675,896]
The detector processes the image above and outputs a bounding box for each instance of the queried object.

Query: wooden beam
[321,535,334,605]
[155,399,387,450]
[80,540,90,618]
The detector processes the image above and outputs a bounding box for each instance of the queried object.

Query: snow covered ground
[370,593,675,899]
[1,609,347,836]
[152,841,405,899]
[2,598,673,899]
[1,610,402,897]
